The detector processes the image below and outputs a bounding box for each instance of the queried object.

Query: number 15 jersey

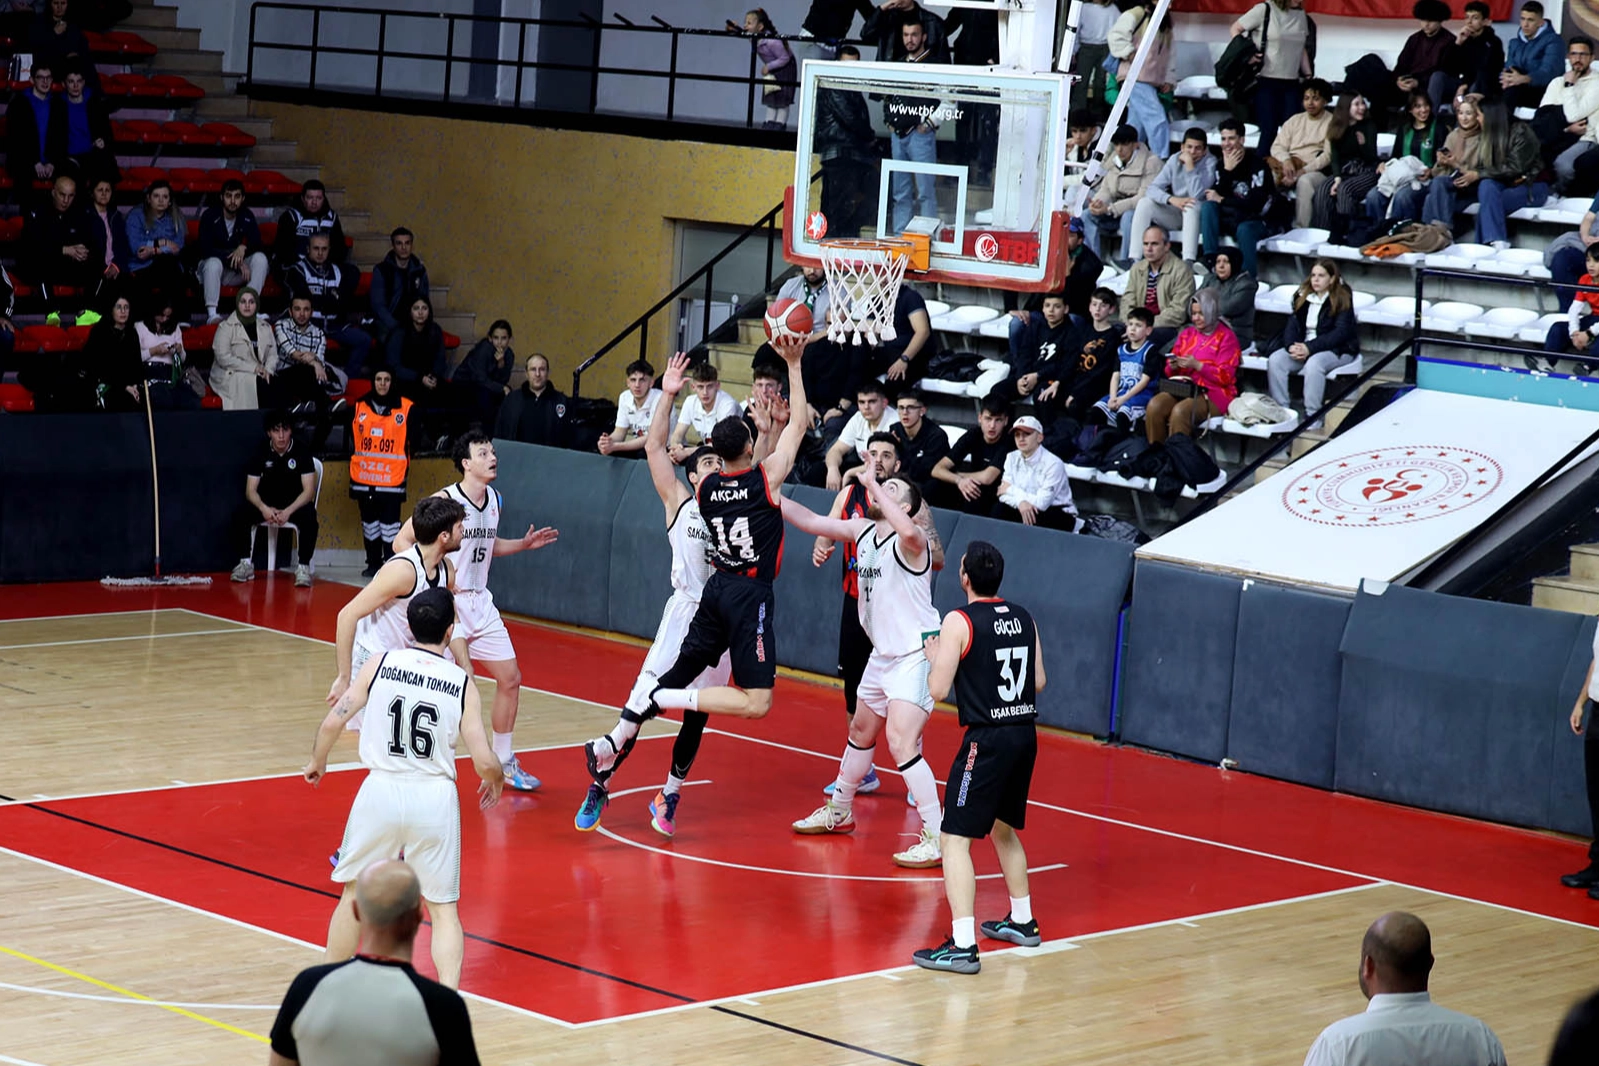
[442,483,500,592]
[696,466,784,582]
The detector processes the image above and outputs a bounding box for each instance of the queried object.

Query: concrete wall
[256,102,793,400]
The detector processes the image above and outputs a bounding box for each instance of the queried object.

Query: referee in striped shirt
[269,861,480,1066]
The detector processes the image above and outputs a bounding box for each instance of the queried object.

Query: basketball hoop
[818,238,914,346]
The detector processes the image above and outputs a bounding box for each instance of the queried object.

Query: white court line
[0,981,279,1011]
[0,628,252,652]
[0,608,188,626]
[0,1052,52,1066]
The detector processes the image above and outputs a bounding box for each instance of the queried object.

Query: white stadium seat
[1421,302,1485,333]
[929,305,1000,334]
[1257,283,1299,315]
[1470,307,1540,339]
[1518,312,1566,344]
[923,299,952,318]
[1260,228,1329,255]
[1360,296,1431,327]
[978,315,1013,339]
[1424,243,1493,270]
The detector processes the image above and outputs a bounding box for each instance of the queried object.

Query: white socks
[664,772,686,797]
[492,732,513,765]
[653,688,698,711]
[900,757,941,836]
[606,718,641,750]
[831,742,876,808]
[1010,895,1033,924]
[952,916,976,949]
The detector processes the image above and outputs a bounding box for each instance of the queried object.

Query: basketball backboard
[785,59,1070,292]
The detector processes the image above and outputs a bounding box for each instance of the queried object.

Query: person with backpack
[1228,0,1313,153]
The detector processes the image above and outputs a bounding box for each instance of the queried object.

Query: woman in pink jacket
[1144,287,1240,442]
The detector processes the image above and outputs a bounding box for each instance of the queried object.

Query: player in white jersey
[576,352,745,837]
[305,587,503,989]
[329,495,466,719]
[391,430,558,792]
[781,461,946,868]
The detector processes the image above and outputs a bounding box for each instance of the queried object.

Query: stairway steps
[142,48,222,74]
[123,5,179,30]
[1532,575,1599,615]
[1570,543,1599,581]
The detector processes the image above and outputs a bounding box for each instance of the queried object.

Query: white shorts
[857,650,933,716]
[332,772,462,903]
[626,592,732,714]
[454,589,516,662]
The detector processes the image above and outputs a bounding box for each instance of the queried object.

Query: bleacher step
[1531,575,1599,615]
[707,344,756,386]
[147,70,228,95]
[247,139,300,165]
[737,317,767,347]
[122,5,179,30]
[1568,543,1599,581]
[128,26,200,51]
[193,95,253,120]
[143,48,223,74]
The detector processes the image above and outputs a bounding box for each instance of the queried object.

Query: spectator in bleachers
[753,265,830,373]
[946,6,1000,178]
[1311,93,1380,244]
[1201,118,1275,277]
[1533,243,1599,372]
[1197,247,1255,351]
[1270,78,1334,229]
[124,178,186,304]
[368,227,429,345]
[29,0,94,94]
[598,358,664,458]
[5,62,65,197]
[1393,0,1455,110]
[803,335,863,435]
[18,291,119,411]
[134,298,200,411]
[1144,289,1240,443]
[1063,110,1101,194]
[1408,99,1543,246]
[1539,36,1599,192]
[1548,202,1599,306]
[1441,1,1503,101]
[1072,0,1117,115]
[231,409,318,588]
[884,20,944,236]
[1266,259,1359,425]
[1229,0,1313,156]
[1057,215,1104,320]
[927,392,1010,514]
[995,415,1077,530]
[22,174,99,302]
[450,319,515,429]
[862,0,948,62]
[1388,92,1483,226]
[195,178,268,326]
[84,175,126,296]
[210,287,277,411]
[744,8,797,130]
[1301,912,1506,1066]
[386,296,454,445]
[1502,0,1565,110]
[286,231,372,377]
[821,380,894,488]
[349,368,409,575]
[867,284,934,384]
[814,45,878,240]
[78,293,140,412]
[1085,306,1157,430]
[1004,292,1076,401]
[273,180,347,270]
[1128,126,1214,264]
[1119,224,1194,354]
[668,361,742,463]
[1080,124,1159,261]
[1108,0,1172,160]
[269,294,342,414]
[1361,91,1447,232]
[1548,990,1599,1066]
[801,0,873,46]
[889,389,947,494]
[1034,287,1123,425]
[60,64,114,189]
[494,352,572,448]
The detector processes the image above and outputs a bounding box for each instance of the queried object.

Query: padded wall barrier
[1118,562,1242,762]
[772,484,852,678]
[606,463,684,642]
[0,412,264,583]
[1336,583,1591,833]
[934,517,1133,735]
[1226,584,1352,789]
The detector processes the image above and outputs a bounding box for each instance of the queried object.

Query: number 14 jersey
[442,483,500,591]
[696,466,784,582]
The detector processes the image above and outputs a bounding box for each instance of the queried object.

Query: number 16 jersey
[696,466,784,582]
[442,483,500,591]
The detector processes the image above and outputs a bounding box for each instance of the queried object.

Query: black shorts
[838,593,872,713]
[672,572,778,691]
[942,725,1037,839]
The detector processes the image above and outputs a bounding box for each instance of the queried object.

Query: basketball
[763,297,813,342]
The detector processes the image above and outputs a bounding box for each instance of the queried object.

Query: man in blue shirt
[1503,1,1566,109]
[4,63,65,199]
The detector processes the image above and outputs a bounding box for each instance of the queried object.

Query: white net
[818,239,912,346]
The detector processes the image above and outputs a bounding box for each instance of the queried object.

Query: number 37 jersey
[442,483,499,592]
[953,599,1038,728]
[696,467,784,581]
[359,647,468,778]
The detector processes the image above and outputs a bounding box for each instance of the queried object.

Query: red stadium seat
[258,221,278,245]
[11,281,34,299]
[184,323,217,351]
[209,168,247,189]
[443,331,460,349]
[242,169,298,196]
[108,31,158,57]
[342,378,372,403]
[355,272,371,297]
[118,165,167,193]
[161,121,215,147]
[0,382,34,412]
[184,218,200,242]
[21,325,71,352]
[201,388,222,409]
[116,118,178,146]
[150,74,204,101]
[201,122,256,148]
[0,217,22,244]
[0,171,11,190]
[64,325,91,349]
[167,167,220,194]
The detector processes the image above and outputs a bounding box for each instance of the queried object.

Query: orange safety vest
[350,396,413,489]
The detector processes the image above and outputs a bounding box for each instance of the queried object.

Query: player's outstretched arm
[811,485,852,567]
[457,682,504,810]
[307,655,380,784]
[779,496,866,544]
[646,353,694,520]
[329,563,414,706]
[927,610,972,703]
[858,462,926,558]
[759,334,809,486]
[494,524,558,557]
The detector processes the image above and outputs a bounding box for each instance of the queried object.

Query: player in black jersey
[585,335,809,781]
[913,541,1047,975]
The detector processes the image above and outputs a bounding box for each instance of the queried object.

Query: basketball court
[0,579,1592,1065]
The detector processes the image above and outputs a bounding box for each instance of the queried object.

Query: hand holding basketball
[771,333,807,365]
[662,352,691,396]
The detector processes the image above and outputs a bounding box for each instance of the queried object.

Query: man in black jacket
[815,45,880,240]
[802,0,873,42]
[5,62,66,201]
[196,178,269,324]
[368,227,429,345]
[273,180,347,271]
[22,173,100,302]
[863,0,949,62]
[1443,1,1505,99]
[494,353,572,448]
[1199,118,1275,278]
[285,231,372,376]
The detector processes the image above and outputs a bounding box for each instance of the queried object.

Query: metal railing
[244,3,863,129]
[572,171,822,398]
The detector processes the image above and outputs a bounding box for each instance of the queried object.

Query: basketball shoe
[981,915,1042,947]
[575,784,608,831]
[503,757,541,791]
[893,826,942,868]
[792,801,856,834]
[912,938,980,975]
[649,790,680,838]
